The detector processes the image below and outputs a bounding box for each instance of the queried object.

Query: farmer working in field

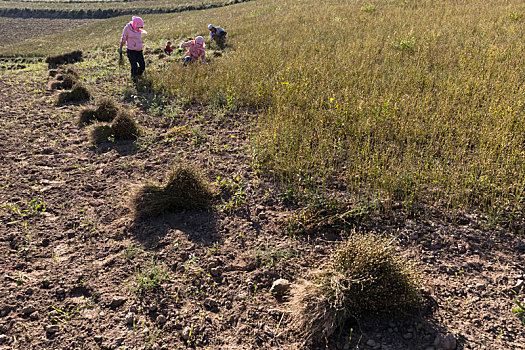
[118,16,147,80]
[180,36,206,65]
[208,24,227,49]
[164,41,174,56]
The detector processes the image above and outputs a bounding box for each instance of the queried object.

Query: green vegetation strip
[0,0,251,19]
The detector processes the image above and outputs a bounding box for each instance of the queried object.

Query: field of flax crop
[2,0,524,226]
[151,0,525,227]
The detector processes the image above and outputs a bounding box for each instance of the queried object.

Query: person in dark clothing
[208,24,227,49]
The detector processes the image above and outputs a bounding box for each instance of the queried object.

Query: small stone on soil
[109,297,126,308]
[0,335,7,344]
[204,298,219,312]
[45,324,60,333]
[511,279,524,292]
[156,314,167,325]
[125,312,135,325]
[403,332,413,340]
[269,279,291,296]
[22,306,36,315]
[433,333,457,350]
[475,282,486,290]
[182,326,192,340]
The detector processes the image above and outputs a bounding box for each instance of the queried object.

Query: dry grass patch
[88,111,140,144]
[131,162,215,220]
[89,124,113,144]
[95,97,120,122]
[289,233,421,343]
[112,110,140,140]
[56,83,90,104]
[77,108,98,126]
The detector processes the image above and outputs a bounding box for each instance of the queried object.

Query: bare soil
[0,59,524,350]
[0,18,100,48]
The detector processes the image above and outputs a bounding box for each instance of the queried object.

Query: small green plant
[29,198,46,213]
[130,259,169,295]
[123,243,144,260]
[79,210,98,236]
[361,5,375,13]
[132,162,214,219]
[216,175,247,212]
[394,35,416,53]
[289,233,421,342]
[51,304,87,324]
[6,272,31,285]
[509,12,523,21]
[512,298,525,326]
[146,327,164,348]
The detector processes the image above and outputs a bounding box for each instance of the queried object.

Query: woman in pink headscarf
[118,16,147,79]
[180,36,206,65]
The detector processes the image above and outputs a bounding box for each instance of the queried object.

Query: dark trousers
[127,50,145,77]
[212,35,226,49]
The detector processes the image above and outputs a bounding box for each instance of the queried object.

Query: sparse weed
[6,272,31,285]
[361,5,375,13]
[509,12,523,21]
[254,246,298,268]
[286,195,372,237]
[146,326,164,349]
[29,198,46,213]
[216,175,247,212]
[130,259,169,295]
[393,34,416,52]
[51,304,88,324]
[123,243,144,260]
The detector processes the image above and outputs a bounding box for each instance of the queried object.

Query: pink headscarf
[130,16,147,34]
[195,36,205,48]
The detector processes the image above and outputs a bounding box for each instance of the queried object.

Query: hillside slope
[0,53,523,350]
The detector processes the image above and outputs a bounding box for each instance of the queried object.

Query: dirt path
[0,63,524,349]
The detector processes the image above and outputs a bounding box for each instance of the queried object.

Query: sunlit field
[155,0,525,226]
[3,0,524,227]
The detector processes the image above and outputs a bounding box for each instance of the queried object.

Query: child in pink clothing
[118,16,147,79]
[180,36,206,65]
